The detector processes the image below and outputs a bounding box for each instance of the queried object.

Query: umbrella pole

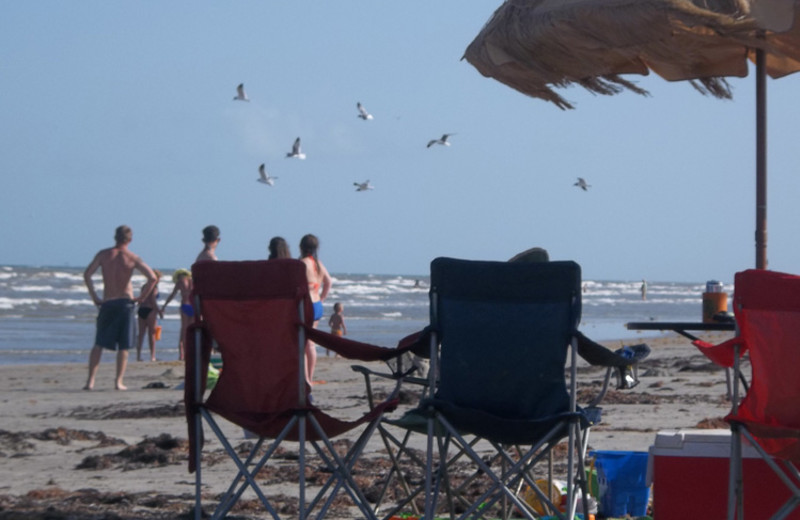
[755,44,767,270]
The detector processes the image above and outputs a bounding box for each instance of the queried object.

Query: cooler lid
[655,429,731,448]
[651,429,760,457]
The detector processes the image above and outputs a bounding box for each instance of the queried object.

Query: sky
[2,2,799,282]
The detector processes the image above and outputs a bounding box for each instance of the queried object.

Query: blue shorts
[181,303,194,318]
[312,301,323,321]
[95,299,135,350]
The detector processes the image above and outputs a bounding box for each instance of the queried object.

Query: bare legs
[179,312,190,361]
[136,314,157,362]
[305,319,320,385]
[305,339,318,385]
[115,350,128,390]
[136,320,145,361]
[84,345,103,390]
[84,345,128,390]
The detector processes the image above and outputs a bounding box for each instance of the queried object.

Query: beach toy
[522,478,563,516]
[172,268,191,283]
[591,450,650,517]
[206,364,220,390]
[154,325,162,341]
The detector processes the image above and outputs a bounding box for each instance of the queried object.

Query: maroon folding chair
[184,259,415,520]
[695,269,800,520]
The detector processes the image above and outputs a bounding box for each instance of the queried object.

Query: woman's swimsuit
[312,301,323,321]
[305,256,321,291]
[137,290,158,320]
[304,256,324,320]
[180,303,195,318]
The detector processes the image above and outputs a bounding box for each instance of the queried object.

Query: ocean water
[0,265,731,366]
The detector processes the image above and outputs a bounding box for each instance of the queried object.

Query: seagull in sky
[356,102,373,120]
[286,137,306,159]
[574,177,591,191]
[257,164,277,186]
[233,83,249,102]
[427,133,455,148]
[354,180,374,191]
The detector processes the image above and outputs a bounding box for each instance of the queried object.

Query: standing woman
[299,234,332,384]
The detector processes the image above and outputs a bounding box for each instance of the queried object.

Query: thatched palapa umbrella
[464,0,800,269]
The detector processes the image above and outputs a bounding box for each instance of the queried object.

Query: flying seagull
[356,102,373,120]
[233,83,249,102]
[257,164,277,186]
[286,137,306,159]
[427,133,455,148]
[574,177,591,191]
[354,180,374,191]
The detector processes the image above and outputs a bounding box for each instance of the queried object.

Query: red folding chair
[184,259,415,519]
[694,269,800,520]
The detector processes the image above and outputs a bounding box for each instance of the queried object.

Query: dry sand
[0,331,736,518]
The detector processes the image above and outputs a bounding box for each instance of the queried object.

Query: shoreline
[0,332,734,518]
[0,327,675,367]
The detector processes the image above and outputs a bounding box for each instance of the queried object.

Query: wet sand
[0,331,736,518]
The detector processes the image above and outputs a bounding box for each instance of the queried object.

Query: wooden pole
[755,44,768,269]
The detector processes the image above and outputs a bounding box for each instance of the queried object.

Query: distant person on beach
[160,269,193,361]
[641,279,647,301]
[268,236,291,259]
[329,302,346,337]
[83,225,158,391]
[327,302,347,357]
[300,234,332,384]
[136,269,163,362]
[196,225,220,262]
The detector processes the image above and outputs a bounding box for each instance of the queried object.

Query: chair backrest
[430,257,581,419]
[732,269,800,457]
[192,259,313,414]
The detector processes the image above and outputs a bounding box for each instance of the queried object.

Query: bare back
[302,256,331,303]
[85,245,155,304]
[177,276,193,304]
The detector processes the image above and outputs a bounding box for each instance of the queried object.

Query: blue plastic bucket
[591,450,650,517]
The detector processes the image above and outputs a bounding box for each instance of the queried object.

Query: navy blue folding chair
[411,258,592,519]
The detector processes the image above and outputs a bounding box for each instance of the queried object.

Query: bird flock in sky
[233,83,465,192]
[235,83,590,192]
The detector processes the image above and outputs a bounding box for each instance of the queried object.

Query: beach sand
[0,331,736,518]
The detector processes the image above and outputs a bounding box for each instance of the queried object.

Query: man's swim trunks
[180,303,195,318]
[312,301,323,321]
[95,299,135,350]
[137,306,153,320]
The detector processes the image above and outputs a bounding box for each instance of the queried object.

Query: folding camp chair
[694,269,800,520]
[184,259,414,520]
[354,330,648,519]
[352,253,648,519]
[373,257,646,520]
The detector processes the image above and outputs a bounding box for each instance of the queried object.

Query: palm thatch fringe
[464,0,800,108]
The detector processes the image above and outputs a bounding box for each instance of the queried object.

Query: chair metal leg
[194,410,203,520]
[424,412,437,520]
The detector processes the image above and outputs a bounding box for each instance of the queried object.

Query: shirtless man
[84,225,157,390]
[196,225,220,262]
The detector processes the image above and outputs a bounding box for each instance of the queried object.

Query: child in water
[327,302,347,356]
